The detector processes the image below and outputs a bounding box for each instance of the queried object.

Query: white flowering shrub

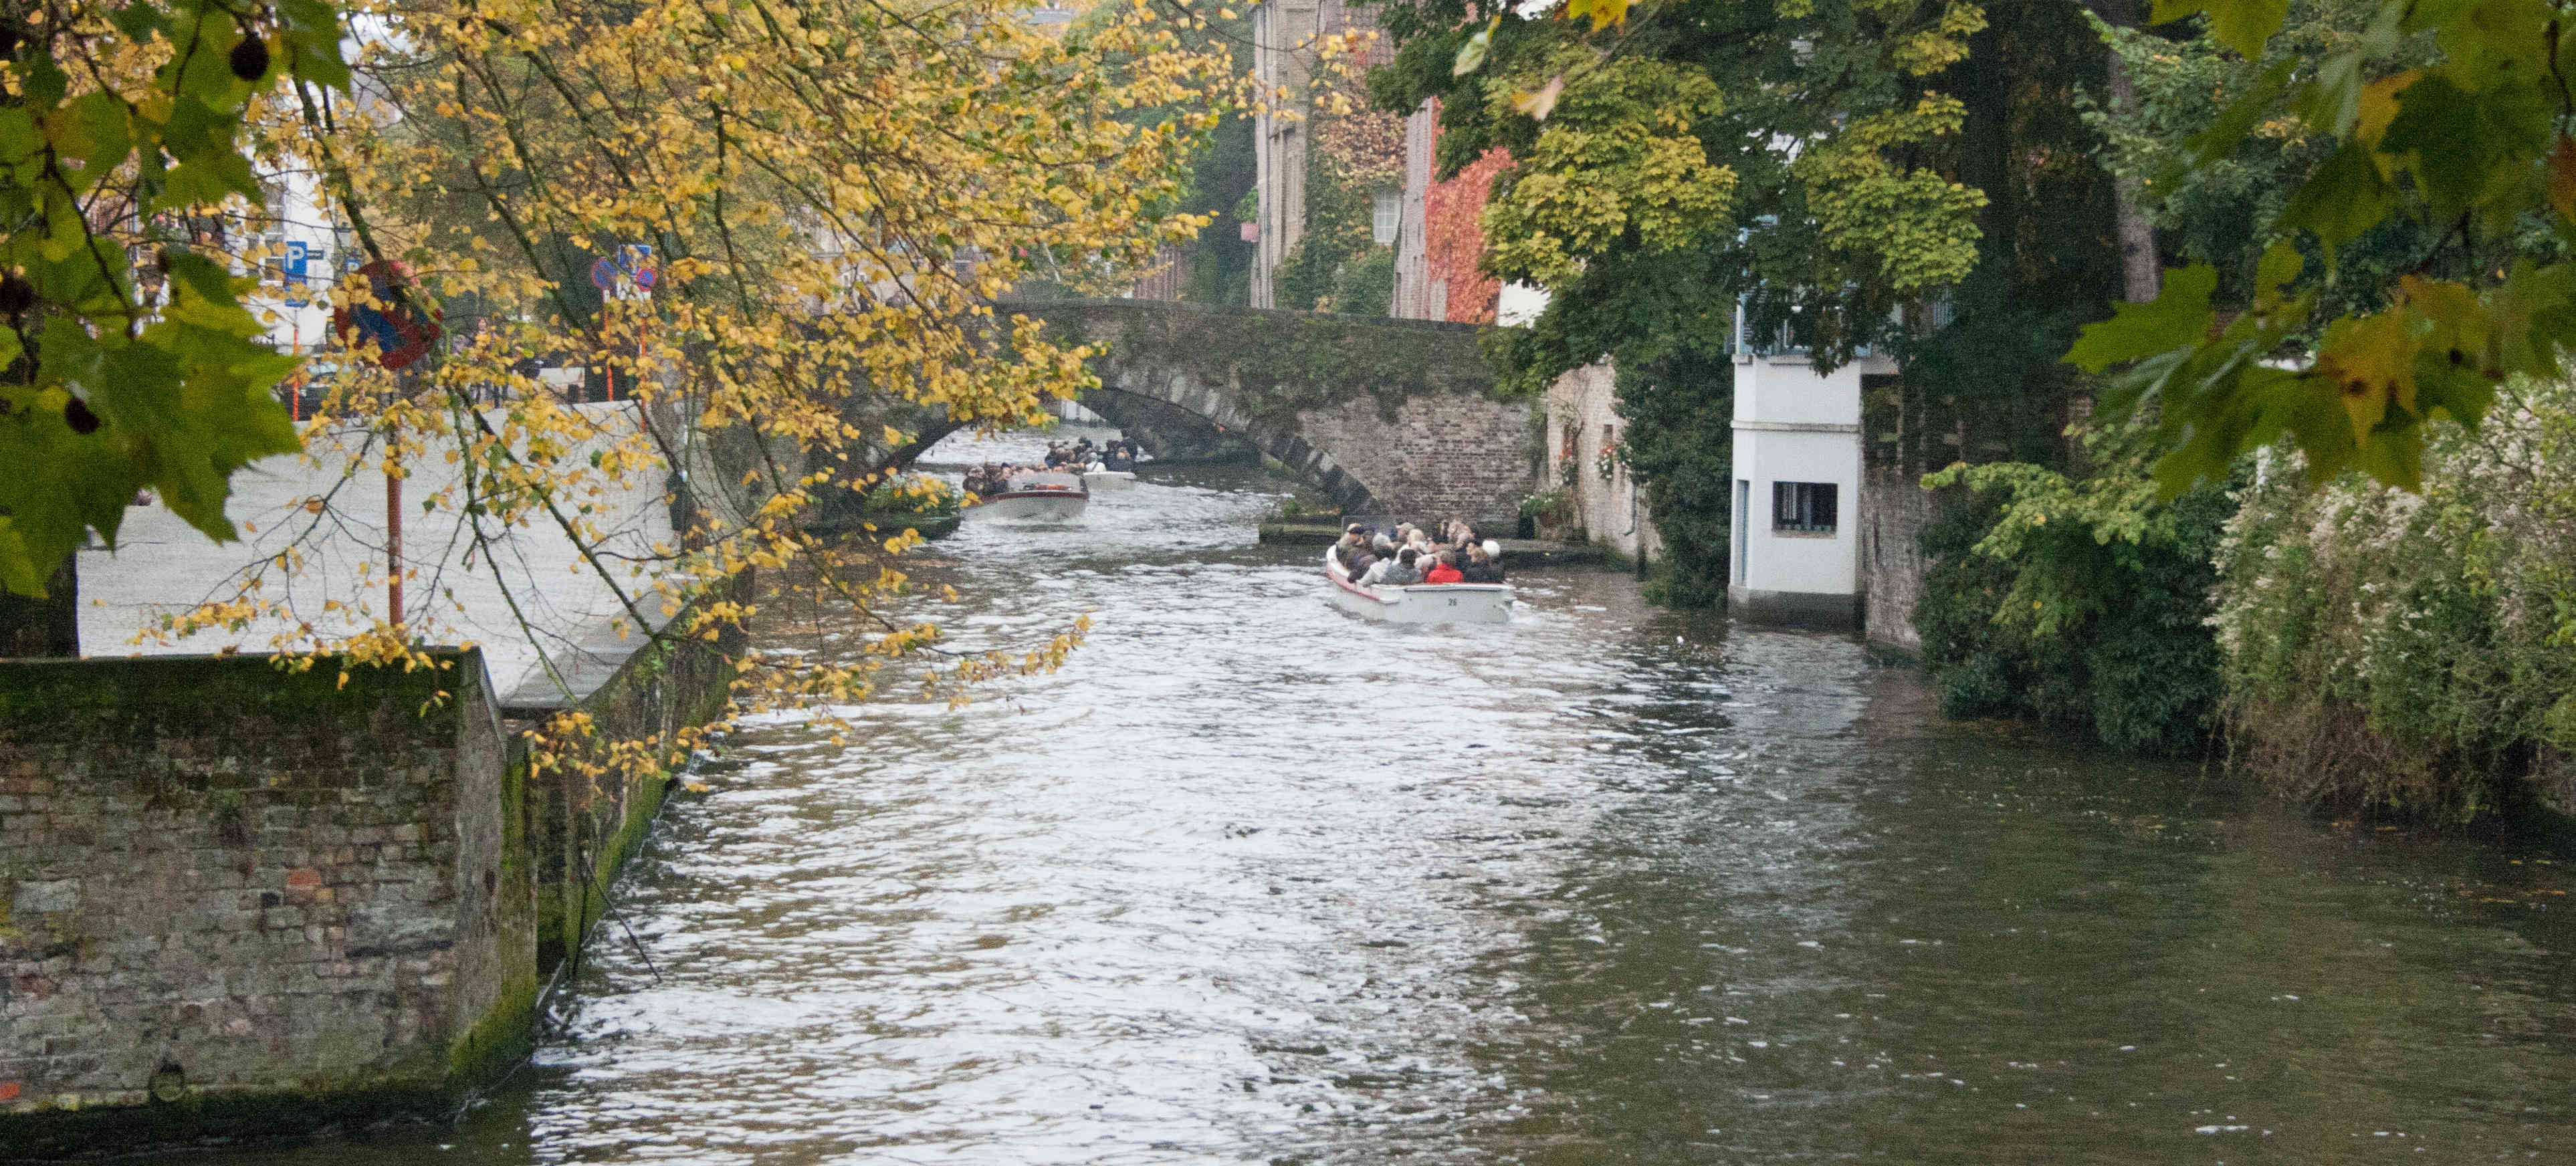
[2214,382,2576,821]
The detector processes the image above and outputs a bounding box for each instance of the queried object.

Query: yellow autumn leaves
[1479,57,1735,287]
[149,0,1239,781]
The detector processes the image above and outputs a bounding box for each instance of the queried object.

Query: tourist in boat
[1344,538,1378,580]
[1461,542,1505,583]
[1329,527,1365,571]
[1424,551,1465,584]
[1363,547,1423,586]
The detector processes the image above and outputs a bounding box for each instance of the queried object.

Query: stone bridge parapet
[1002,299,1535,526]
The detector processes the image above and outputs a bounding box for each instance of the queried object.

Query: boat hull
[973,491,1089,522]
[1323,552,1512,624]
[1083,470,1136,492]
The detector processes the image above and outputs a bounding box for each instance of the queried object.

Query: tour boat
[1083,469,1136,492]
[972,471,1089,522]
[1323,549,1513,624]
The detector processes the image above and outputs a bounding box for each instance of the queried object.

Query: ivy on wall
[1014,300,1505,433]
[1276,68,1403,316]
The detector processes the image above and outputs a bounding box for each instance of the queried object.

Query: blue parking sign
[282,240,310,307]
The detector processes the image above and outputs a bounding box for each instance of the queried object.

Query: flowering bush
[2214,382,2576,821]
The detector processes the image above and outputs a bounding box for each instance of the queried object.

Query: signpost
[282,241,310,308]
[588,246,657,402]
[330,260,442,633]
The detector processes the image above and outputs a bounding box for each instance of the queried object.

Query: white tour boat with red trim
[1323,549,1513,624]
[972,471,1089,522]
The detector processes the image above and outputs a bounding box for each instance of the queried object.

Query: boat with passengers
[970,470,1089,522]
[1323,548,1512,624]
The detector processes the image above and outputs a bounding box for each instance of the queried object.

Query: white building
[1725,308,1892,629]
[247,172,348,358]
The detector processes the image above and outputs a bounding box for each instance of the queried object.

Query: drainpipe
[1623,470,1645,580]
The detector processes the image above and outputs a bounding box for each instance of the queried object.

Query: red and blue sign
[591,245,657,296]
[331,259,442,370]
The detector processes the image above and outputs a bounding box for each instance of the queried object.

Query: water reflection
[171,447,2575,1165]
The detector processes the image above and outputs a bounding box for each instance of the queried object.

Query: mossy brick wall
[520,570,752,971]
[0,650,532,1155]
[1010,298,1535,523]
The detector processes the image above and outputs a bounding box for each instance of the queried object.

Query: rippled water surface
[190,435,2576,1164]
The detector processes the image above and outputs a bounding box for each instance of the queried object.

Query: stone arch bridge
[1000,299,1536,526]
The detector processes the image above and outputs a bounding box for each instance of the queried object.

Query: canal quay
[98,426,2571,1165]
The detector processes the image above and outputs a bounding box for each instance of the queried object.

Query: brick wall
[1297,393,1531,528]
[1858,372,2071,656]
[0,651,532,1154]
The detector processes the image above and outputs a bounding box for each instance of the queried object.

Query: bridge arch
[1006,299,1535,526]
[1078,366,1380,513]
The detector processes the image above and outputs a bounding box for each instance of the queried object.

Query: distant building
[1250,0,1398,308]
[1390,100,1508,324]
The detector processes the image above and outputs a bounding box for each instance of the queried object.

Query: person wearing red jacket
[1423,551,1465,584]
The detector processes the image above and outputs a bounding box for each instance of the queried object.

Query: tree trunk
[0,554,79,657]
[2097,0,2161,302]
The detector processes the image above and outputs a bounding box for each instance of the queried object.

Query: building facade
[1251,0,1403,310]
[1539,364,1662,564]
[1725,315,1894,629]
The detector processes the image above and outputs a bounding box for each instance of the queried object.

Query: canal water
[193,435,2575,1163]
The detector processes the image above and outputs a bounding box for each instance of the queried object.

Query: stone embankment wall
[1292,393,1533,528]
[0,651,532,1155]
[0,575,748,1155]
[514,572,753,971]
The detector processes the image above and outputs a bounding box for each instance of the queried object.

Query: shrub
[2213,382,2576,821]
[1617,350,1734,608]
[1914,418,2234,754]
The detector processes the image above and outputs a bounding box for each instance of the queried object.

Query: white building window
[1372,191,1401,245]
[1773,481,1838,534]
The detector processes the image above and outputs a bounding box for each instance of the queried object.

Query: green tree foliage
[2080,0,2456,318]
[1370,0,2002,372]
[1069,0,1259,306]
[2078,0,2576,496]
[0,1,348,596]
[1370,0,2125,604]
[1916,416,2235,753]
[1614,347,1735,606]
[1178,113,1259,305]
[2214,381,2576,821]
